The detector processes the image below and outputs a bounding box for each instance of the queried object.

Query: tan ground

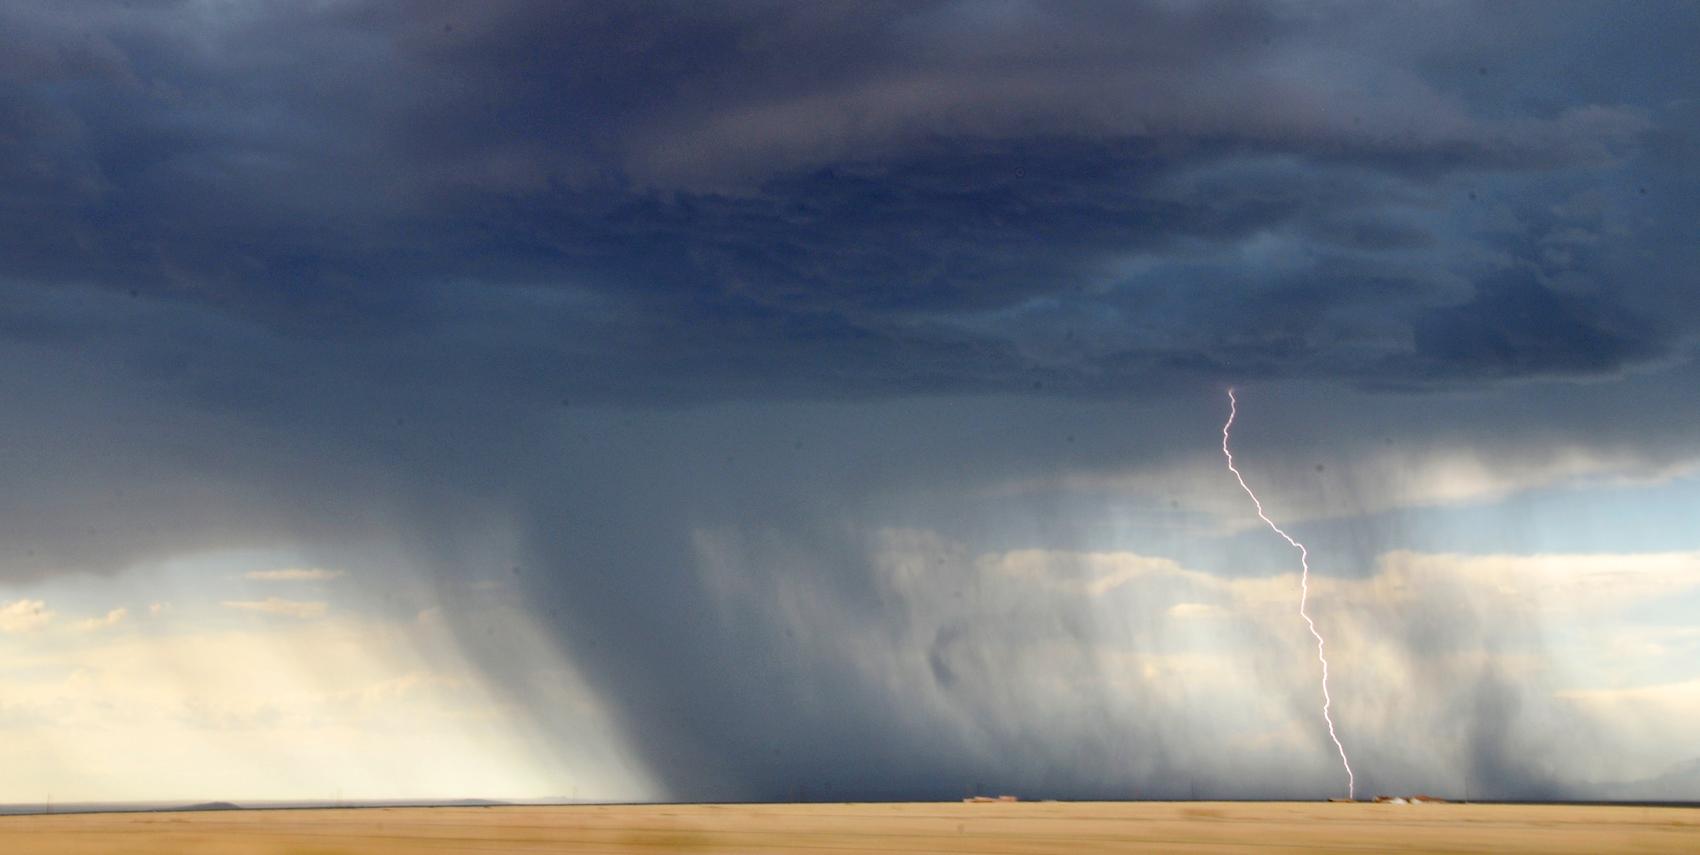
[0,801,1695,854]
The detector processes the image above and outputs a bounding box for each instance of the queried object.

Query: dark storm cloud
[1408,271,1661,380]
[2,0,1698,802]
[0,0,1688,394]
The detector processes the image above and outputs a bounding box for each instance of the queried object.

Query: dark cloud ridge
[1,0,1691,398]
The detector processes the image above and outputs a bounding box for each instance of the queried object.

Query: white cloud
[0,604,654,803]
[347,671,467,708]
[1558,678,1700,708]
[987,548,1186,597]
[992,444,1700,527]
[244,567,345,582]
[73,607,128,632]
[701,525,1700,797]
[993,546,1700,621]
[0,599,54,634]
[149,601,172,617]
[1168,602,1226,620]
[1371,549,1700,615]
[1601,625,1700,660]
[1555,678,1700,767]
[222,598,328,619]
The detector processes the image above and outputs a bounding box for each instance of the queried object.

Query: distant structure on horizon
[1374,795,1450,805]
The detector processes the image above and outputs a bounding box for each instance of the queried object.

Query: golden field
[0,800,1695,854]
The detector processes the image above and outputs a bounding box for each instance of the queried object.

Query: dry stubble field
[0,801,1695,854]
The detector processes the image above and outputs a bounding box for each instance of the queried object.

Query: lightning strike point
[1221,388,1356,800]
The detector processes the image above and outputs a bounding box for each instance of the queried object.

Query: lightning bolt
[1221,388,1356,800]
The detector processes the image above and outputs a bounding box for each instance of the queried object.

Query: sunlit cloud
[222,598,329,619]
[1371,550,1700,615]
[244,568,346,582]
[697,524,1700,797]
[0,599,655,802]
[72,606,128,632]
[1168,602,1227,620]
[988,549,1186,598]
[0,599,53,634]
[995,445,1700,528]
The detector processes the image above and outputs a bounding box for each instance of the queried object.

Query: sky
[1,0,1699,804]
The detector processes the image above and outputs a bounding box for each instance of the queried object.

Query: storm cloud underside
[2,1,1699,801]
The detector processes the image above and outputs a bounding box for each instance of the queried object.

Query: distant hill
[177,802,242,812]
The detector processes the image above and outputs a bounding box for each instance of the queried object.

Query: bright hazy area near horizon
[3,1,1699,808]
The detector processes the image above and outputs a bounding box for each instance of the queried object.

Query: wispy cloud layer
[244,568,346,582]
[222,598,329,620]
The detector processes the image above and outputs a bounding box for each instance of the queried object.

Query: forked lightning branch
[1222,388,1357,800]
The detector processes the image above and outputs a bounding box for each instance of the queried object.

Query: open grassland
[0,801,1695,854]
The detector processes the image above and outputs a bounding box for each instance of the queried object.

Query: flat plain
[0,801,1695,854]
